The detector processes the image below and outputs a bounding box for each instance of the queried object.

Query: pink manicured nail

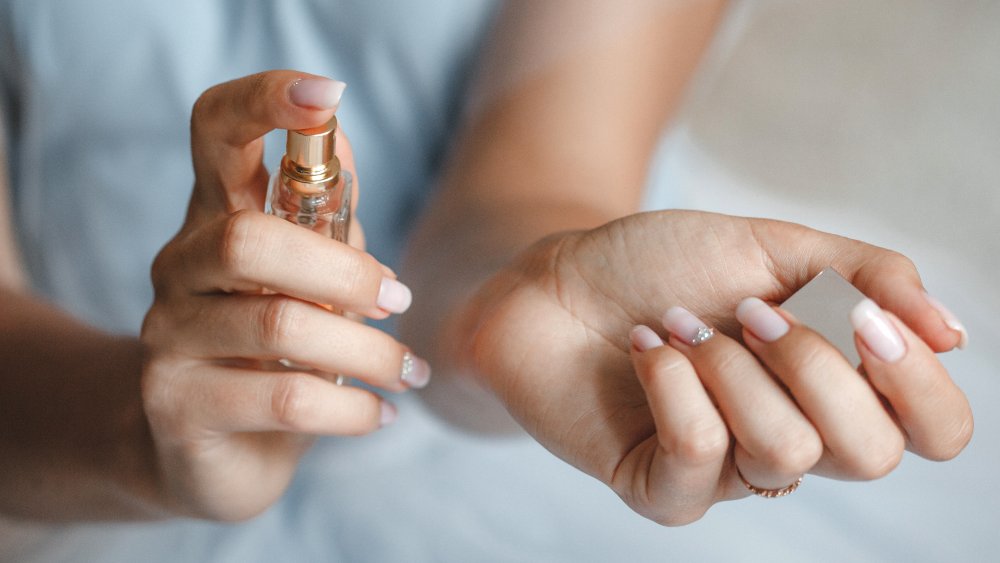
[379,401,398,427]
[924,292,969,350]
[736,297,790,343]
[289,78,346,110]
[850,299,906,363]
[662,306,716,346]
[630,325,665,352]
[377,277,412,314]
[400,352,431,389]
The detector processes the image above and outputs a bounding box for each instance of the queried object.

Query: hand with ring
[625,294,971,520]
[463,210,972,527]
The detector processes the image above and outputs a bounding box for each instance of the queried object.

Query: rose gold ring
[736,467,803,498]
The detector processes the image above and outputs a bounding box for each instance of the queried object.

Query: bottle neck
[279,154,342,195]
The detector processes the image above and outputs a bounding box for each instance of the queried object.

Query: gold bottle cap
[281,116,341,193]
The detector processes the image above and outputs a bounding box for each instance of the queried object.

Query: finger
[843,255,966,354]
[751,220,966,353]
[661,306,823,490]
[189,70,354,218]
[159,210,409,318]
[164,294,431,391]
[165,366,398,436]
[850,299,974,461]
[626,326,736,525]
[737,297,905,481]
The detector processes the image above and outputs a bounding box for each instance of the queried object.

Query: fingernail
[850,298,906,363]
[400,352,432,389]
[924,292,969,350]
[289,78,346,110]
[377,277,413,314]
[736,297,790,343]
[379,400,398,427]
[662,306,716,346]
[630,325,665,352]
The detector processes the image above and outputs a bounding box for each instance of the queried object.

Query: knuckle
[759,427,823,475]
[854,249,919,290]
[219,210,264,278]
[848,438,905,481]
[669,422,729,466]
[140,304,172,346]
[258,298,304,351]
[271,374,313,430]
[778,336,837,383]
[639,349,691,384]
[246,72,269,99]
[243,72,272,119]
[149,235,194,300]
[883,250,917,274]
[707,346,746,377]
[149,245,174,291]
[140,369,168,420]
[783,342,819,375]
[190,88,216,131]
[140,360,185,431]
[332,251,377,300]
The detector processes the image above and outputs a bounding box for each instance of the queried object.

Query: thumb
[753,219,965,354]
[186,70,352,224]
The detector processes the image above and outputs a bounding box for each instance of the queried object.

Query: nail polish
[289,78,346,110]
[399,352,432,389]
[267,116,352,243]
[379,400,398,427]
[377,277,413,314]
[662,306,716,346]
[630,325,665,352]
[736,297,789,342]
[850,298,906,363]
[924,292,969,350]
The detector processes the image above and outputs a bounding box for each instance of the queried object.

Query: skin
[0,1,973,524]
[410,0,970,525]
[460,213,972,526]
[0,71,416,521]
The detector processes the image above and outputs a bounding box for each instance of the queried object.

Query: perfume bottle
[267,117,351,379]
[267,116,352,242]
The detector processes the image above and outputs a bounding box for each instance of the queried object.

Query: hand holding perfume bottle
[139,71,427,520]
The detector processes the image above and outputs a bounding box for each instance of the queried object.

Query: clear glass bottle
[267,116,352,242]
[266,117,351,379]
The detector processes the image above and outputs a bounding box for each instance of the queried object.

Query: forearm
[400,187,622,433]
[400,91,662,433]
[0,289,163,520]
[400,0,727,432]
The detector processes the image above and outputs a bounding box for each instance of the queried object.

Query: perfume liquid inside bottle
[267,116,352,242]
